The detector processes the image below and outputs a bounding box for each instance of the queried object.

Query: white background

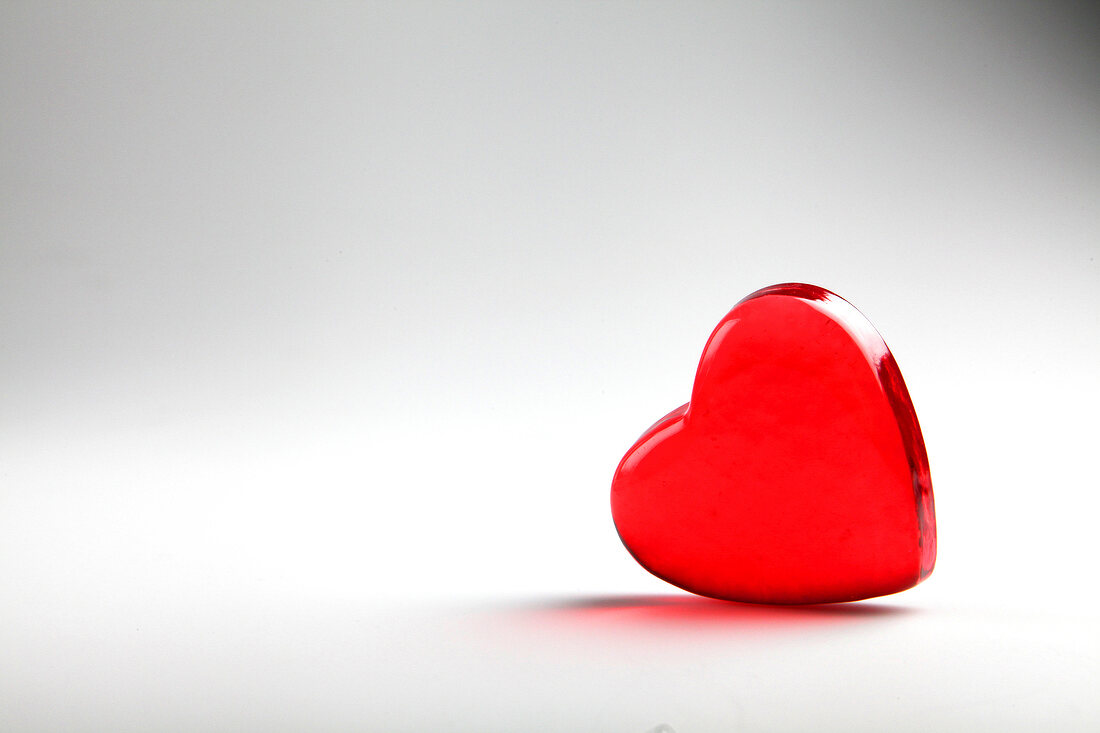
[2,2,1098,730]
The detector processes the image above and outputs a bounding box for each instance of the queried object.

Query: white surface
[4,591,1098,732]
[2,2,1098,730]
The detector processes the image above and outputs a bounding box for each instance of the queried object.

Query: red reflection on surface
[487,594,917,650]
[611,284,936,604]
[532,594,912,630]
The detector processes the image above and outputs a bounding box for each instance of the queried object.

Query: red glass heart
[611,283,936,604]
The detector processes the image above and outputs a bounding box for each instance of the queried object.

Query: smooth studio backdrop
[2,2,1098,731]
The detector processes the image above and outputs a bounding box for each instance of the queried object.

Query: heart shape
[611,284,936,604]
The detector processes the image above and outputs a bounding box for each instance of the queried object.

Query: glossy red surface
[611,284,936,604]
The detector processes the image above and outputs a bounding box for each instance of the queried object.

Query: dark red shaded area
[611,284,936,604]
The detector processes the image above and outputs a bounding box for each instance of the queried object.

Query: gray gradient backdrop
[2,2,1098,731]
